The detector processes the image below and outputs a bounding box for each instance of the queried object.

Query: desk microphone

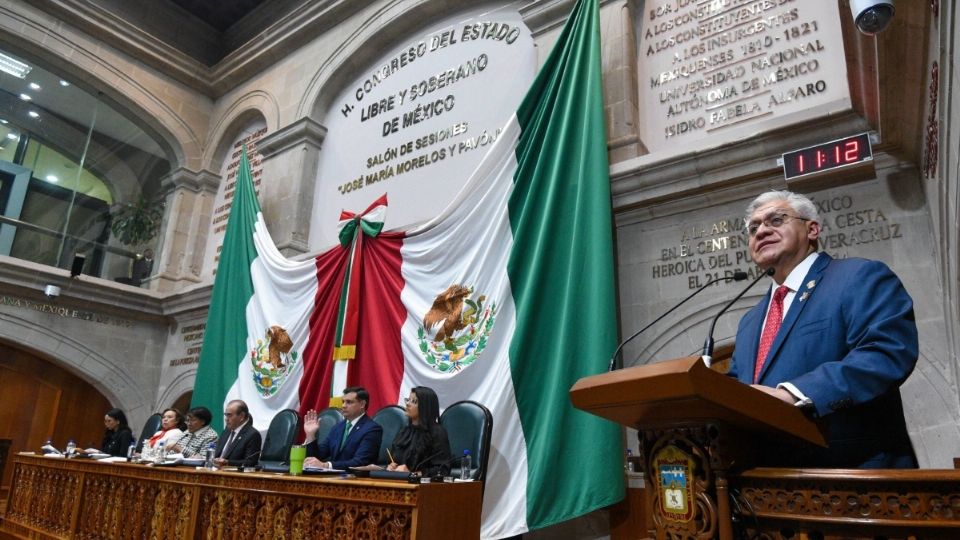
[608,271,748,371]
[701,268,774,366]
[408,452,461,483]
[238,450,261,472]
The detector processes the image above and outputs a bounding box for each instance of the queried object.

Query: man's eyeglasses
[745,212,810,237]
[404,398,419,405]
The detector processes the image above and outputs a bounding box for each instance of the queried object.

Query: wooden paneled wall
[0,341,110,503]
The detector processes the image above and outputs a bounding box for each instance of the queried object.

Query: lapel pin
[799,292,810,302]
[806,280,816,290]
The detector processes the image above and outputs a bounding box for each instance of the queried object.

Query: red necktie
[754,285,789,383]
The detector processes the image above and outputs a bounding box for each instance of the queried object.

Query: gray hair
[744,190,821,224]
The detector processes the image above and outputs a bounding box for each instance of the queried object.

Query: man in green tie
[303,386,383,470]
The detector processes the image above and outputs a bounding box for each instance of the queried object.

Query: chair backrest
[259,409,301,463]
[135,413,162,453]
[316,407,344,445]
[440,400,493,481]
[372,405,407,466]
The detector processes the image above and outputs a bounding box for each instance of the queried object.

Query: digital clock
[781,133,873,180]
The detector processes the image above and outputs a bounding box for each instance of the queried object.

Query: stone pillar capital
[160,168,221,196]
[257,117,327,160]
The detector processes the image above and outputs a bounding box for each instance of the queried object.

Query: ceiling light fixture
[59,80,70,87]
[0,52,31,79]
[19,93,31,101]
[6,133,18,140]
[28,111,39,118]
[46,175,59,183]
[29,82,41,90]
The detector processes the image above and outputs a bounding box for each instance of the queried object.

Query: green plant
[110,196,164,246]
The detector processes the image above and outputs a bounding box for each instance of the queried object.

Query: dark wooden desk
[0,454,481,539]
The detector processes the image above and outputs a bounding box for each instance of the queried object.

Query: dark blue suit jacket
[306,414,382,469]
[730,253,918,468]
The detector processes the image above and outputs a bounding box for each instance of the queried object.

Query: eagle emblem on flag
[417,284,497,373]
[249,325,299,397]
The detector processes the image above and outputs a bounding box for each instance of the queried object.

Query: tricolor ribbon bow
[329,195,388,406]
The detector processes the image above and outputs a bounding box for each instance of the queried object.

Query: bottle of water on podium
[65,439,77,458]
[126,441,136,462]
[204,442,216,470]
[460,450,471,481]
[154,441,166,464]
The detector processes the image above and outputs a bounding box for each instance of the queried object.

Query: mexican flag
[192,0,623,536]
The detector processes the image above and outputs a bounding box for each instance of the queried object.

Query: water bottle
[65,439,77,458]
[204,442,216,470]
[127,441,136,462]
[460,450,472,481]
[140,439,152,461]
[625,449,635,473]
[154,441,166,464]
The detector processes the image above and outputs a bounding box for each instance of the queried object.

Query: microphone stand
[238,450,261,471]
[403,449,463,483]
[701,268,774,366]
[608,271,748,371]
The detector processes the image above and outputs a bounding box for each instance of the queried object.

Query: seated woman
[144,408,186,452]
[101,408,134,457]
[386,386,452,477]
[169,406,218,458]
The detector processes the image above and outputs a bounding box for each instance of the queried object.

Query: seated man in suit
[213,399,262,467]
[728,190,918,468]
[303,386,382,470]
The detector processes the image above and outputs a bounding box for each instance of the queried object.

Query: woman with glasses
[100,408,134,457]
[386,386,452,477]
[169,406,218,457]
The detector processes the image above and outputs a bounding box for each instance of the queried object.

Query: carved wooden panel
[1,455,481,539]
[4,459,81,535]
[734,469,960,538]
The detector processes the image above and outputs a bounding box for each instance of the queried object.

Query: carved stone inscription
[169,322,205,368]
[652,194,904,290]
[638,0,850,154]
[205,122,267,277]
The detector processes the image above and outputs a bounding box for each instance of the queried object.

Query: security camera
[850,0,894,35]
[44,284,61,299]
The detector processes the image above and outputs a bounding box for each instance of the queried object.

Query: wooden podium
[570,356,825,540]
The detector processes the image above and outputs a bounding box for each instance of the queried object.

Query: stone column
[151,168,219,292]
[605,0,644,162]
[256,117,327,256]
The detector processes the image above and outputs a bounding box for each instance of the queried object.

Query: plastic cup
[289,445,306,476]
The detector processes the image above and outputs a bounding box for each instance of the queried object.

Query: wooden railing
[733,468,960,538]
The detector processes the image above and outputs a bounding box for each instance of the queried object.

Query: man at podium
[728,190,918,468]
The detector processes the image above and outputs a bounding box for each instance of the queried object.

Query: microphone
[701,268,774,366]
[608,271,749,371]
[411,450,447,475]
[238,450,261,471]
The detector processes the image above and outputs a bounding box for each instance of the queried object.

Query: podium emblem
[653,445,695,522]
